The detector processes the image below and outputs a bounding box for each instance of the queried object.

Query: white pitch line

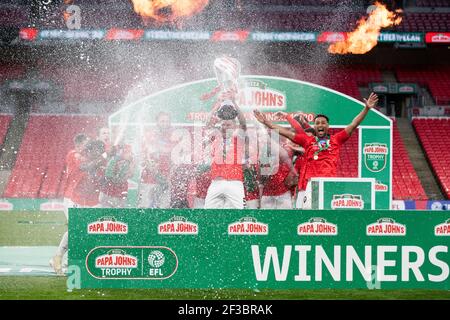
[0,268,12,272]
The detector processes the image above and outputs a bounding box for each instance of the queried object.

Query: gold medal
[314,155,318,160]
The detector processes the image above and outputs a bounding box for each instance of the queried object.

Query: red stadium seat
[0,114,12,146]
[3,115,106,199]
[412,118,450,199]
[396,67,450,105]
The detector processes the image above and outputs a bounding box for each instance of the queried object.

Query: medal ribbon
[313,135,330,158]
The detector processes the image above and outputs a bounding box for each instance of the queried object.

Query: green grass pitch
[0,211,449,300]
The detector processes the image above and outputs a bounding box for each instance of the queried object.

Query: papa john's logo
[95,249,138,268]
[366,218,406,236]
[434,219,450,236]
[158,216,198,235]
[236,80,286,110]
[364,143,388,173]
[375,181,388,192]
[331,194,364,209]
[297,217,338,236]
[228,217,268,235]
[87,216,128,234]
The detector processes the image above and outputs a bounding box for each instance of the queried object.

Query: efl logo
[87,216,128,234]
[331,194,364,210]
[236,80,286,110]
[95,249,138,268]
[158,216,198,235]
[297,217,338,236]
[364,143,388,173]
[228,217,268,235]
[367,218,406,236]
[434,219,450,236]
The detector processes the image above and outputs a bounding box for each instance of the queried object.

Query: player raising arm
[253,92,378,209]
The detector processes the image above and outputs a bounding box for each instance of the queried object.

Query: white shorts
[261,191,293,209]
[99,192,127,208]
[63,197,74,221]
[245,199,260,209]
[204,179,245,209]
[63,197,94,220]
[138,183,170,209]
[295,181,312,209]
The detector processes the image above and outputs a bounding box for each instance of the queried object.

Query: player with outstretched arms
[254,92,378,209]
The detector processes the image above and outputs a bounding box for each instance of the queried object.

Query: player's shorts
[193,196,205,209]
[99,192,127,208]
[295,180,312,209]
[204,179,245,209]
[138,183,170,209]
[63,197,75,220]
[261,191,293,209]
[245,199,260,209]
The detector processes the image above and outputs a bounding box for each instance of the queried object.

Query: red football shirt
[140,129,175,184]
[210,132,244,181]
[71,172,100,207]
[101,158,130,198]
[71,158,106,207]
[63,150,84,199]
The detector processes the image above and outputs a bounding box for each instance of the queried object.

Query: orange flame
[328,2,402,54]
[131,0,209,25]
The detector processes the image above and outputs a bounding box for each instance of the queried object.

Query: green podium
[310,177,376,210]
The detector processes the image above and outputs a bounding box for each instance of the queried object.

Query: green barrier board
[68,209,449,290]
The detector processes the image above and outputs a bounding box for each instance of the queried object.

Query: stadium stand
[395,12,450,32]
[0,5,29,27]
[0,65,26,84]
[335,128,358,178]
[248,64,381,99]
[3,114,105,198]
[0,114,12,146]
[245,0,334,5]
[37,66,134,104]
[396,66,450,105]
[2,116,426,200]
[334,124,428,200]
[392,119,428,200]
[0,0,445,203]
[415,0,450,8]
[1,0,448,32]
[29,63,381,107]
[412,117,450,199]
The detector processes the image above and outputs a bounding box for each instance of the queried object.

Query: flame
[131,0,209,25]
[328,2,402,54]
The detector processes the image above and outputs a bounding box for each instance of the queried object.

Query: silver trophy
[214,56,241,120]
